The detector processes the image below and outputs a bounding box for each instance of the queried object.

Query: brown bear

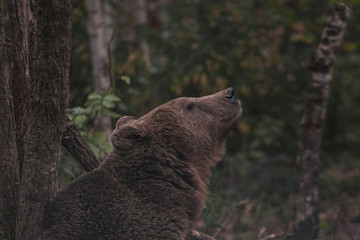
[41,88,242,240]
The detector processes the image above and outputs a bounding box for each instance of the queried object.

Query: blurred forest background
[62,0,360,239]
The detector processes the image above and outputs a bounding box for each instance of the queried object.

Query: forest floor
[200,158,360,240]
[203,193,360,240]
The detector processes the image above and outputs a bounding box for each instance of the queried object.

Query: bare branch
[62,116,100,172]
[212,199,249,239]
[189,230,216,240]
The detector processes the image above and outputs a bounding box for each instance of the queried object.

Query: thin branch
[107,28,116,87]
[190,230,216,240]
[255,227,277,240]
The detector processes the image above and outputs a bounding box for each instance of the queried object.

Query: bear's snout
[225,87,238,103]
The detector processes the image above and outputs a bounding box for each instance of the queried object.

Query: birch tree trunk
[288,3,351,240]
[87,0,112,92]
[87,0,113,140]
[0,2,20,239]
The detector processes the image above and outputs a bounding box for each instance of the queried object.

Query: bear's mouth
[223,87,242,123]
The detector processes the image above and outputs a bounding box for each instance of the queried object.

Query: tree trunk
[87,0,113,140]
[87,0,112,92]
[13,1,72,239]
[288,3,351,240]
[8,0,31,178]
[0,2,20,239]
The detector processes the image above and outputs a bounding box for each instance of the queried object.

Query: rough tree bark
[288,3,351,240]
[0,2,20,239]
[87,0,113,140]
[12,1,72,239]
[8,0,31,178]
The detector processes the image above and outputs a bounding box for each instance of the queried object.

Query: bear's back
[42,169,189,239]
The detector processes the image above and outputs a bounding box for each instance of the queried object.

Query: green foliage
[68,89,121,152]
[60,89,122,185]
[82,132,112,157]
[68,89,121,129]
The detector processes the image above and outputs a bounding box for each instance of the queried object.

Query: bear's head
[110,88,242,168]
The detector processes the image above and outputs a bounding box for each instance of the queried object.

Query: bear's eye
[187,102,195,110]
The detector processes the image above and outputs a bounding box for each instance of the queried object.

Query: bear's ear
[115,115,137,128]
[111,121,144,151]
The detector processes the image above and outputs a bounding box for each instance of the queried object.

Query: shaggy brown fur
[41,88,242,240]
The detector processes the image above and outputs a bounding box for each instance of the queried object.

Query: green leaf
[104,93,121,102]
[102,100,116,109]
[85,132,112,157]
[87,92,103,101]
[72,115,87,129]
[88,104,101,116]
[99,108,121,118]
[88,141,101,156]
[87,132,107,146]
[67,107,90,117]
[121,76,131,84]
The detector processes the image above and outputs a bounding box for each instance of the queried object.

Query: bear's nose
[225,87,237,102]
